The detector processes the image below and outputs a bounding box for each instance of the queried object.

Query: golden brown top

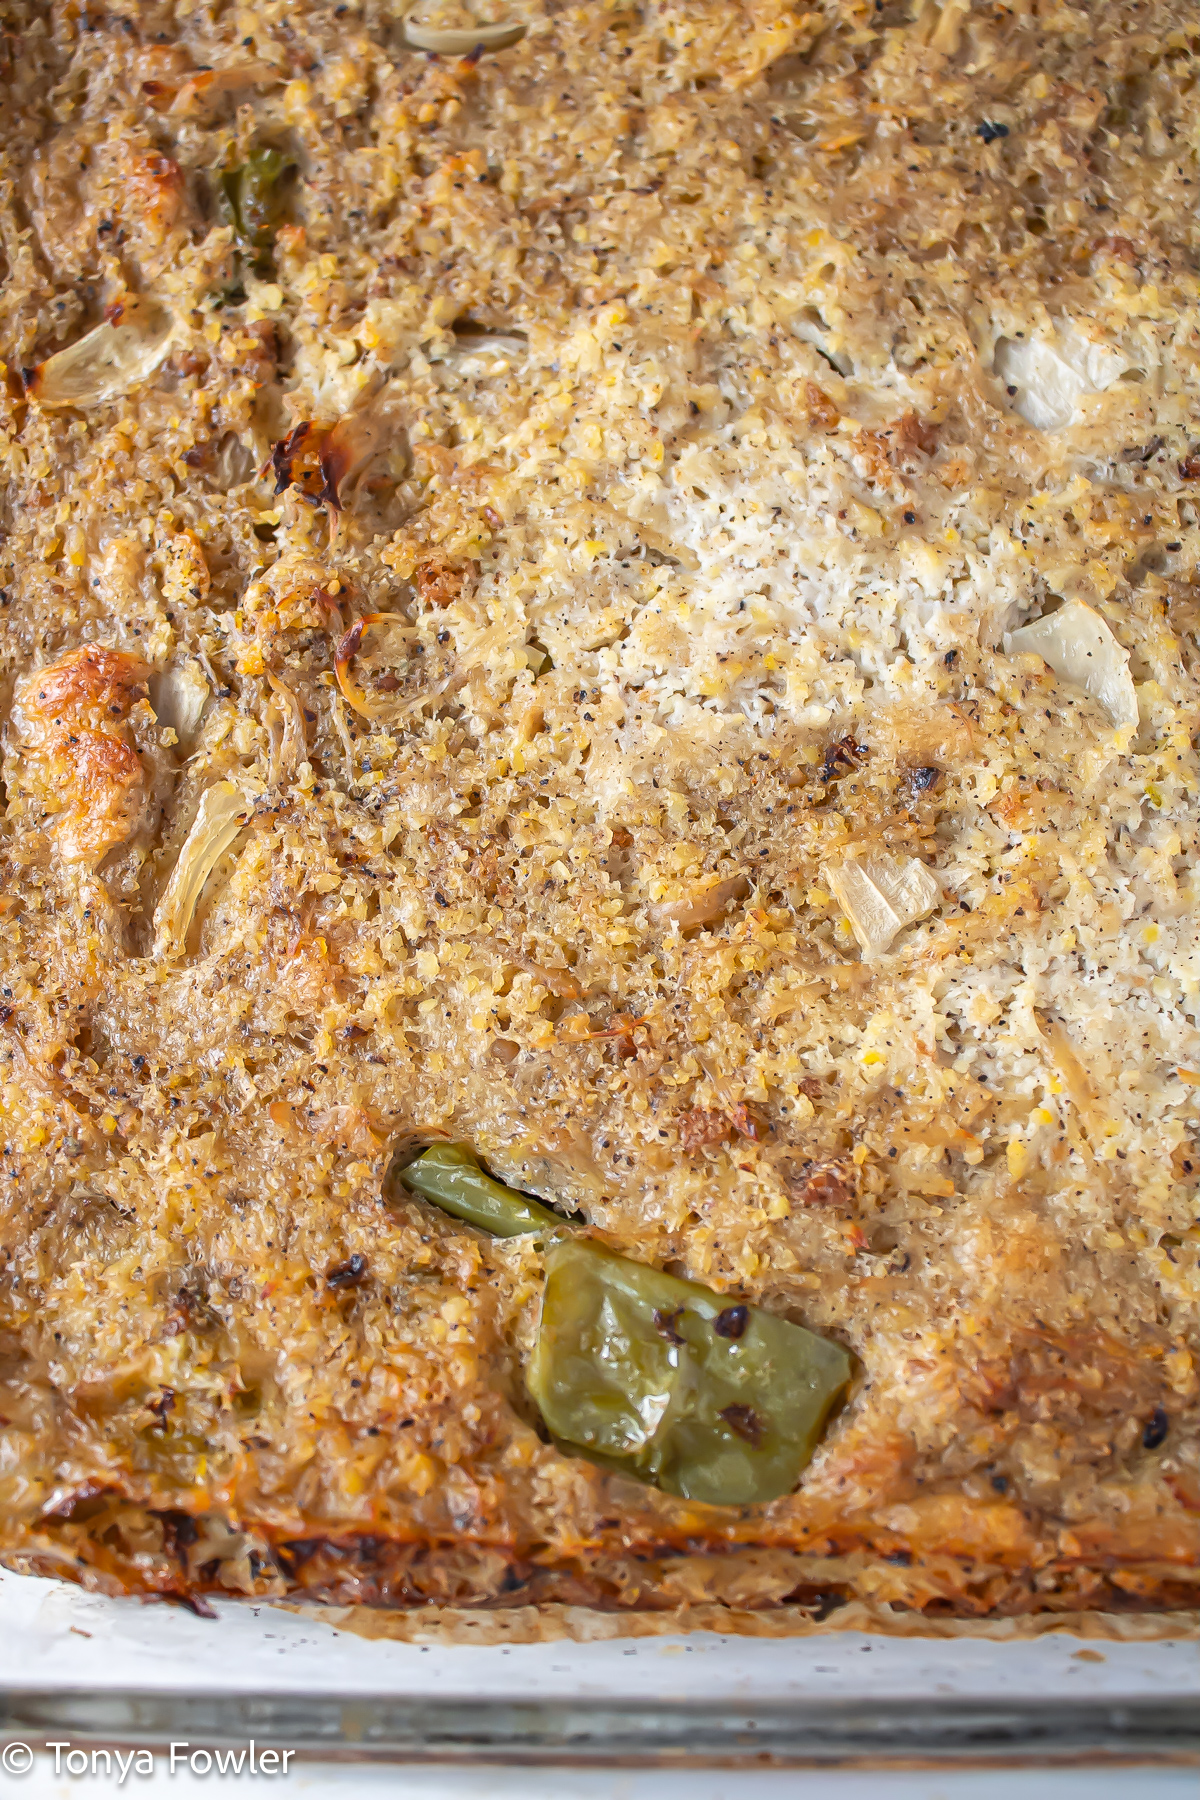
[0,0,1197,1617]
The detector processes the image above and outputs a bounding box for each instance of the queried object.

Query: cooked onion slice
[993,325,1128,431]
[168,60,282,115]
[24,302,175,409]
[268,385,407,524]
[149,660,210,749]
[334,612,415,719]
[153,780,251,955]
[825,851,940,958]
[317,407,393,512]
[1005,599,1138,731]
[652,873,749,929]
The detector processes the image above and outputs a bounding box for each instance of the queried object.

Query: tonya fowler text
[33,1742,296,1780]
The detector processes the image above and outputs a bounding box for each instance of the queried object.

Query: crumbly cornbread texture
[0,0,1197,1621]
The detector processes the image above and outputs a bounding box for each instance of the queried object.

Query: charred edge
[26,1518,1200,1619]
[327,1252,368,1289]
[317,438,349,513]
[268,422,311,495]
[335,619,365,666]
[820,736,867,783]
[653,1307,686,1346]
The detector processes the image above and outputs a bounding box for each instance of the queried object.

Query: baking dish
[0,1569,1196,1769]
[3,0,1199,1683]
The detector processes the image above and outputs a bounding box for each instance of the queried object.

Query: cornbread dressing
[0,0,1198,1624]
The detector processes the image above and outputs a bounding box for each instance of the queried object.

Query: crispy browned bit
[804,381,839,430]
[729,1101,766,1141]
[268,422,313,496]
[327,1253,368,1289]
[820,736,866,783]
[893,411,939,458]
[609,825,633,847]
[176,1594,219,1619]
[335,618,365,665]
[789,1158,857,1210]
[1180,452,1200,479]
[148,1387,176,1421]
[269,404,390,523]
[798,1076,825,1101]
[678,1106,733,1151]
[653,1306,686,1345]
[1094,233,1139,262]
[42,1479,110,1521]
[162,1287,204,1337]
[172,347,208,380]
[482,504,503,529]
[414,556,474,607]
[333,610,411,718]
[719,1402,764,1447]
[713,1304,749,1340]
[1121,435,1164,463]
[11,645,151,866]
[317,409,388,514]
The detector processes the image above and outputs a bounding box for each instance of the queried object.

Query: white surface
[1,1568,1195,1799]
[1,1568,1197,1701]
[9,1759,1200,1799]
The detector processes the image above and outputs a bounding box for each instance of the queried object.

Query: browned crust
[0,0,1198,1637]
[7,1518,1199,1626]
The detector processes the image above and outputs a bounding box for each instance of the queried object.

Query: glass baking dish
[0,1568,1196,1770]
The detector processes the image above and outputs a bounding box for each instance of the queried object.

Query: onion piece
[153,780,251,956]
[993,325,1128,431]
[825,850,940,958]
[334,613,416,719]
[446,323,529,358]
[1005,599,1138,731]
[401,12,525,52]
[168,60,283,115]
[24,301,175,409]
[652,873,749,929]
[265,672,308,783]
[149,660,210,749]
[267,384,408,525]
[317,406,394,512]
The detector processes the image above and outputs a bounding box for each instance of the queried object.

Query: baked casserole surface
[0,0,1198,1622]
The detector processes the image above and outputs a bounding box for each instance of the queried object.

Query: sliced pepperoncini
[398,1143,853,1505]
[399,1141,561,1237]
[528,1237,851,1506]
[219,147,293,273]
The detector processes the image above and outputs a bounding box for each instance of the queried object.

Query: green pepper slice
[399,1142,562,1237]
[398,1143,853,1504]
[219,148,293,272]
[527,1237,852,1506]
